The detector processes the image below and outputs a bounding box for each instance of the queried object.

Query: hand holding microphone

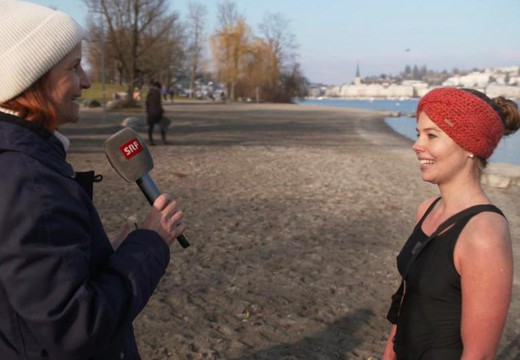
[104,128,190,248]
[142,194,186,247]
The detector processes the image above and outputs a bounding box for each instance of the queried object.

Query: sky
[29,0,520,86]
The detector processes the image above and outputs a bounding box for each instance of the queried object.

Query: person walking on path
[0,1,186,358]
[384,87,520,359]
[146,80,165,145]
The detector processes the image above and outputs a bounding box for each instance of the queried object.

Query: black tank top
[393,198,504,359]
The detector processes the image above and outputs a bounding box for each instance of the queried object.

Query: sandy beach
[63,102,520,359]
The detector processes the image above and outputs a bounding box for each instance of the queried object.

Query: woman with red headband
[383,87,520,359]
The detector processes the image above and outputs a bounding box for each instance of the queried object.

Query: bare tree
[139,13,185,89]
[84,0,178,105]
[185,2,207,98]
[238,38,270,101]
[258,12,299,101]
[210,1,251,100]
[259,13,296,75]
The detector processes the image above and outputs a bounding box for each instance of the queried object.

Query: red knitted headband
[417,87,504,159]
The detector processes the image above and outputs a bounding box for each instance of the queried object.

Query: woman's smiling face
[412,112,472,185]
[45,43,91,126]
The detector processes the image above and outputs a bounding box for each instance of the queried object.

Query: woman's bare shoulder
[415,196,439,222]
[460,210,510,250]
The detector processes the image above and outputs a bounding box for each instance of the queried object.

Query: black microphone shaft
[136,174,161,204]
[136,174,190,248]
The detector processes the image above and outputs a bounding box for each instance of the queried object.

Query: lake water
[297,98,520,166]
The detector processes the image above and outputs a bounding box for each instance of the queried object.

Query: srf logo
[120,138,143,159]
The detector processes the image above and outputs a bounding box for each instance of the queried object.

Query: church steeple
[354,61,361,85]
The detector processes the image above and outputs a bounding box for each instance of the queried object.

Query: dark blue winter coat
[0,112,170,359]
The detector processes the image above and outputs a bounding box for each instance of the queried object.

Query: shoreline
[301,94,520,101]
[66,103,519,359]
[298,98,520,169]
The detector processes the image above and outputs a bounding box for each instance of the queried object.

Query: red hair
[0,73,58,131]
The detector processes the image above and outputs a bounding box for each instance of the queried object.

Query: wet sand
[63,103,520,359]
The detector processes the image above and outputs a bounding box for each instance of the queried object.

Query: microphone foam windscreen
[104,127,154,182]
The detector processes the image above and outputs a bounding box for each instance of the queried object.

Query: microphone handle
[136,174,190,248]
[137,174,161,205]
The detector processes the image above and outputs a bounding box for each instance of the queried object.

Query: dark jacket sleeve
[0,151,170,359]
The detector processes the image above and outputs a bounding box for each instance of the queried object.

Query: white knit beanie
[0,0,85,103]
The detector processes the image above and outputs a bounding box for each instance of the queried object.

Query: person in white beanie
[0,1,186,359]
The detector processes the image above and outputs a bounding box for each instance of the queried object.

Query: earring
[468,154,474,159]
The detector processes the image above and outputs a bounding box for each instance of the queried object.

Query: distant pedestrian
[145,81,165,145]
[161,85,168,101]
